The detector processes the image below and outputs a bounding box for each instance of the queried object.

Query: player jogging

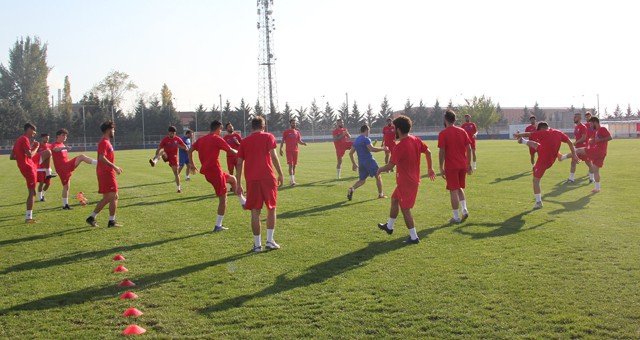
[347,125,387,201]
[333,118,353,179]
[279,119,307,186]
[149,126,188,193]
[237,117,285,252]
[178,130,193,181]
[36,133,54,202]
[513,121,578,209]
[223,123,242,175]
[382,118,396,168]
[572,116,611,193]
[438,109,473,223]
[51,129,98,210]
[86,121,123,228]
[460,114,478,170]
[189,120,247,232]
[377,115,436,244]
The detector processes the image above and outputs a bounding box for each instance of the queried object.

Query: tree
[337,102,349,126]
[222,100,233,123]
[377,96,392,127]
[426,99,443,127]
[233,98,252,134]
[626,104,633,118]
[496,103,507,125]
[295,106,308,128]
[520,106,531,123]
[160,83,173,108]
[364,104,376,128]
[349,101,364,129]
[254,99,264,118]
[322,102,336,129]
[532,102,545,121]
[282,102,294,124]
[0,100,27,139]
[403,98,414,121]
[412,100,428,128]
[189,104,210,132]
[308,99,322,133]
[60,75,73,128]
[612,104,623,119]
[458,95,500,134]
[92,70,137,110]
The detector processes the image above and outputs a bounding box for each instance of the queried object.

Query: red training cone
[112,254,125,261]
[123,307,143,317]
[113,265,129,272]
[122,325,146,335]
[118,279,136,287]
[120,291,138,300]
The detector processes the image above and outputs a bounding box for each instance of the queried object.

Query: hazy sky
[1,0,637,115]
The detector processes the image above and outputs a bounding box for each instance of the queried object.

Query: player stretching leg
[347,125,387,200]
[149,126,188,193]
[36,133,54,201]
[10,123,47,223]
[279,119,307,186]
[223,123,242,175]
[382,118,396,171]
[577,116,611,193]
[332,118,353,179]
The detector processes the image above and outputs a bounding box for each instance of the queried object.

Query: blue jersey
[353,135,374,164]
[179,136,191,157]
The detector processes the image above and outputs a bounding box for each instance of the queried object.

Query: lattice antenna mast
[257,0,278,120]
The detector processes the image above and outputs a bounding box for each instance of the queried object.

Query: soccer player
[346,125,387,201]
[237,116,284,252]
[438,109,472,223]
[333,118,353,179]
[86,121,123,228]
[223,123,242,175]
[461,114,478,170]
[10,123,45,223]
[513,121,578,209]
[382,118,396,167]
[377,115,436,244]
[36,133,53,202]
[178,130,193,181]
[189,120,247,232]
[524,115,538,165]
[574,116,612,193]
[558,112,594,183]
[149,126,188,193]
[279,119,307,186]
[51,129,98,210]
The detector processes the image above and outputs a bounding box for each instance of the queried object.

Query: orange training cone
[112,254,126,261]
[118,279,136,287]
[123,308,143,317]
[122,325,146,335]
[114,265,128,272]
[120,291,138,300]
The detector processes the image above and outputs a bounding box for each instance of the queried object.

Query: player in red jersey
[149,126,188,192]
[223,123,242,175]
[86,121,123,228]
[51,129,98,210]
[572,116,612,193]
[36,133,54,202]
[376,115,436,244]
[438,109,473,223]
[189,120,247,232]
[523,116,538,165]
[558,112,594,183]
[237,116,284,252]
[513,121,578,209]
[279,119,307,186]
[461,114,478,170]
[332,118,353,179]
[382,118,396,167]
[10,123,46,223]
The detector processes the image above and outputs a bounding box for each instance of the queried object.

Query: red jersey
[237,132,277,181]
[382,125,396,147]
[460,122,477,139]
[12,135,35,170]
[223,132,242,151]
[391,135,428,188]
[282,129,302,152]
[97,138,115,174]
[590,126,611,154]
[191,133,231,174]
[51,142,70,169]
[525,124,539,142]
[37,142,52,169]
[529,129,569,164]
[332,128,350,149]
[159,136,186,158]
[573,123,588,148]
[585,124,597,144]
[437,126,471,169]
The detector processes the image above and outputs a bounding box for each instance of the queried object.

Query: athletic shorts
[227,156,238,173]
[244,179,277,210]
[532,160,553,179]
[384,143,396,155]
[179,153,190,166]
[469,138,476,150]
[98,171,118,194]
[445,168,466,191]
[586,148,606,168]
[358,160,379,181]
[204,171,230,197]
[57,157,79,185]
[37,170,51,185]
[19,165,37,189]
[335,142,353,159]
[392,184,419,209]
[286,150,298,165]
[163,153,178,167]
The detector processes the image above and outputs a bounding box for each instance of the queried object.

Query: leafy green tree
[496,103,507,125]
[60,76,73,128]
[520,106,531,123]
[92,70,137,110]
[160,83,173,108]
[322,102,336,129]
[295,106,308,128]
[458,95,500,134]
[233,98,252,134]
[189,104,211,132]
[337,102,349,125]
[532,102,545,121]
[348,101,364,129]
[282,102,294,123]
[626,104,633,118]
[426,99,443,127]
[222,100,233,123]
[612,104,622,118]
[254,100,264,118]
[364,104,376,128]
[308,99,322,132]
[413,99,428,128]
[377,96,392,127]
[403,98,414,121]
[0,100,27,139]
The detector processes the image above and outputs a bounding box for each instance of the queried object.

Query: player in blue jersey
[347,125,388,201]
[178,130,193,181]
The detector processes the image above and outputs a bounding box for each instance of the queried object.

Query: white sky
[1,0,637,115]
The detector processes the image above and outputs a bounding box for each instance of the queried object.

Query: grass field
[1,139,639,338]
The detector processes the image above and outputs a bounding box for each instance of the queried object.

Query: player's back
[438,126,470,169]
[393,135,427,185]
[239,132,276,181]
[193,134,228,173]
[353,135,374,162]
[533,129,567,160]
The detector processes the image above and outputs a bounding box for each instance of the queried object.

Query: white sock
[453,209,460,220]
[267,229,275,243]
[254,235,261,247]
[589,172,595,181]
[408,227,418,240]
[91,159,98,165]
[46,168,52,176]
[186,175,190,179]
[290,175,294,183]
[63,197,69,206]
[153,156,158,162]
[460,199,467,211]
[595,182,601,190]
[337,169,341,178]
[387,217,396,229]
[561,154,568,161]
[569,173,575,181]
[535,193,542,202]
[473,162,476,168]
[109,215,115,221]
[39,191,43,199]
[90,212,98,218]
[238,194,246,206]
[26,210,33,220]
[521,138,529,144]
[216,214,224,227]
[177,185,181,191]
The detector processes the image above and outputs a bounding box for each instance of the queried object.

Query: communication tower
[257,0,279,118]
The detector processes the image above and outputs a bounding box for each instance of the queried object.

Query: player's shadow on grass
[118,180,174,190]
[543,178,590,199]
[453,210,552,239]
[0,251,249,314]
[0,231,211,275]
[278,198,376,219]
[0,201,25,208]
[490,171,531,184]
[278,179,341,191]
[545,192,595,215]
[119,194,213,209]
[0,227,92,247]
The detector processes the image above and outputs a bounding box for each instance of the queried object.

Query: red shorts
[532,160,553,179]
[37,170,51,184]
[98,171,118,194]
[586,148,606,168]
[244,179,277,210]
[445,168,466,191]
[19,165,37,189]
[335,142,353,159]
[469,138,476,150]
[57,157,79,185]
[286,150,298,165]
[392,184,419,209]
[204,171,230,197]
[384,143,396,155]
[163,153,178,167]
[227,156,238,173]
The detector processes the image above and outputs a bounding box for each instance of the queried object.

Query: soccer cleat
[149,159,156,167]
[533,201,543,210]
[213,225,228,232]
[40,197,45,202]
[461,210,469,221]
[177,189,182,193]
[185,177,191,181]
[290,182,297,186]
[251,245,263,253]
[86,216,98,227]
[591,189,600,193]
[347,188,354,201]
[25,219,37,224]
[517,136,524,144]
[589,179,594,184]
[473,165,476,170]
[564,179,574,184]
[108,220,123,228]
[45,172,57,180]
[265,241,281,250]
[62,204,72,210]
[403,237,420,244]
[449,217,461,224]
[378,194,387,199]
[377,223,394,235]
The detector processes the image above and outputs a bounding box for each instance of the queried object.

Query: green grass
[1,139,639,338]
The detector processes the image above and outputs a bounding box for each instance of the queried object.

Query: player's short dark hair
[536,121,549,130]
[336,118,343,122]
[589,116,600,123]
[444,109,457,123]
[251,116,265,130]
[225,122,233,129]
[360,125,369,133]
[290,119,296,123]
[56,129,69,136]
[529,115,536,120]
[210,120,223,131]
[393,115,412,134]
[168,126,177,133]
[100,120,115,133]
[40,133,49,137]
[184,129,192,135]
[585,111,592,116]
[386,118,392,121]
[464,114,471,118]
[24,123,36,131]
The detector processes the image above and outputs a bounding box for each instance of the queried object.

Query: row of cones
[113,254,146,335]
